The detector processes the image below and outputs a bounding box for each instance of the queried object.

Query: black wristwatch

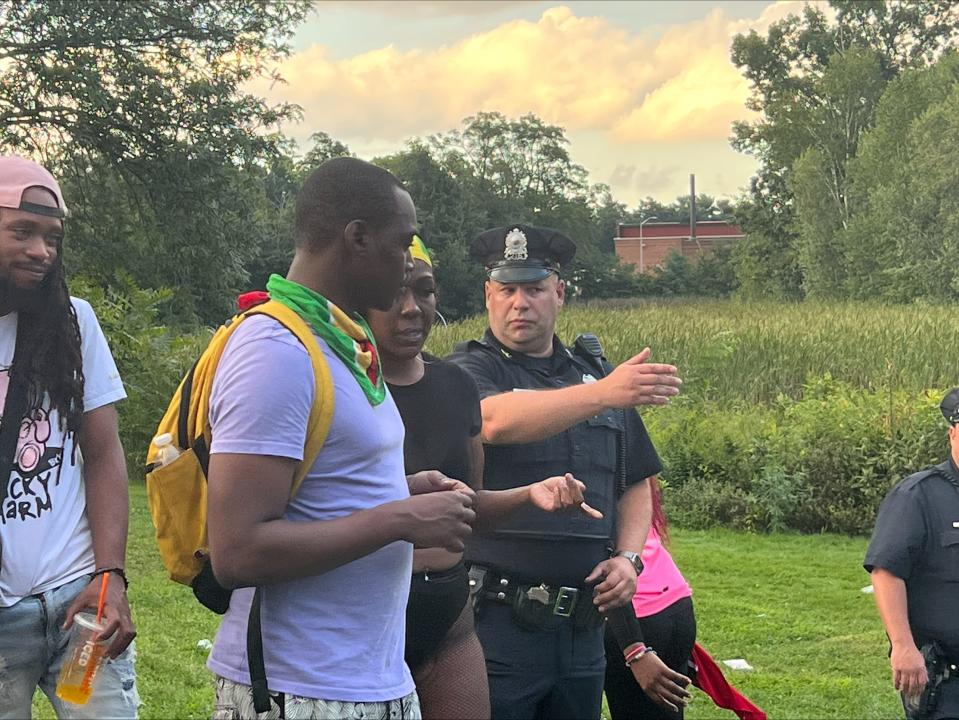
[614,550,644,575]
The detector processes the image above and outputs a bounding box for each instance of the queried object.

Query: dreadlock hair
[15,250,85,448]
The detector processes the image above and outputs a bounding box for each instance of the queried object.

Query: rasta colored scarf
[267,274,385,406]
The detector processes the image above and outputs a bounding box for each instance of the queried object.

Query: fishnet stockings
[411,601,490,719]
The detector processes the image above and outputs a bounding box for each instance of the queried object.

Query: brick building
[614,220,744,274]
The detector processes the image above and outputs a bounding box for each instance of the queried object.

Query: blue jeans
[0,574,139,719]
[476,602,606,720]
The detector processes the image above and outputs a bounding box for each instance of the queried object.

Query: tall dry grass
[427,299,959,405]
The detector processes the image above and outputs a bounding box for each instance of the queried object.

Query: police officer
[864,388,959,720]
[447,224,683,719]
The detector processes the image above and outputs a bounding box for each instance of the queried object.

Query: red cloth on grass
[691,643,766,720]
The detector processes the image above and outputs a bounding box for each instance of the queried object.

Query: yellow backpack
[145,300,334,605]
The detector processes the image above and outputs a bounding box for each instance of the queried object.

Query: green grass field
[34,484,903,719]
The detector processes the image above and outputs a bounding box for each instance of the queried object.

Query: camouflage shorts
[211,676,421,720]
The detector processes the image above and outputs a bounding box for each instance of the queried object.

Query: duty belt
[472,567,583,618]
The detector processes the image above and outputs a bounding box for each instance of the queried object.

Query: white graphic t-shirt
[0,298,126,606]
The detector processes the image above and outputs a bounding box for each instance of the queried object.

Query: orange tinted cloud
[253,2,820,147]
[316,0,532,18]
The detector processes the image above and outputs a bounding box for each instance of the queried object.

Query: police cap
[470,224,576,284]
[941,388,959,425]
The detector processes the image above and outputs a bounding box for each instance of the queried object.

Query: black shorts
[405,560,470,672]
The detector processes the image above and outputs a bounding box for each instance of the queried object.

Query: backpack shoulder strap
[172,301,333,498]
[146,319,241,471]
[244,301,334,496]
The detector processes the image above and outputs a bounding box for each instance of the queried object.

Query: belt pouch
[511,585,554,631]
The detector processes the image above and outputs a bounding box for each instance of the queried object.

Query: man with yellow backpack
[147,157,475,719]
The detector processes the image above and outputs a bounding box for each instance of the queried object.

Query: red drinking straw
[78,572,111,699]
[95,572,109,624]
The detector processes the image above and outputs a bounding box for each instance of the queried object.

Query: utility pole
[689,173,697,244]
[639,215,658,273]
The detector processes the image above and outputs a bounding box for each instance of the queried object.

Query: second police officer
[448,224,684,719]
[864,388,959,720]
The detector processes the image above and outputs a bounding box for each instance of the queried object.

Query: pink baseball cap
[0,155,68,219]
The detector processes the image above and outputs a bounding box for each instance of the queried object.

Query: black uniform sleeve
[863,483,927,579]
[606,604,644,651]
[446,342,508,401]
[624,408,662,486]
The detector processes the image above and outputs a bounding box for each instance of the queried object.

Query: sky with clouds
[251,1,815,207]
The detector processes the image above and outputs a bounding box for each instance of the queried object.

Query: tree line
[2,0,958,327]
[731,0,959,300]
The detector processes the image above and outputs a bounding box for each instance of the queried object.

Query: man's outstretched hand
[599,347,682,408]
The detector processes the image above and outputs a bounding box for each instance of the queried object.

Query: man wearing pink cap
[0,156,137,718]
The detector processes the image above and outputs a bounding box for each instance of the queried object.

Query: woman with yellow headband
[367,236,601,719]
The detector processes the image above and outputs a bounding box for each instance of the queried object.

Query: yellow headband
[410,234,432,267]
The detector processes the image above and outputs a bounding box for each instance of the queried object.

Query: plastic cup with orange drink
[55,610,112,705]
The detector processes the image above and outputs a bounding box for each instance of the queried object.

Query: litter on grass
[722,658,754,671]
[861,585,875,594]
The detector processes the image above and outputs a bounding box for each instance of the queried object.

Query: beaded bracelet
[625,645,656,667]
[91,567,129,590]
[624,643,647,664]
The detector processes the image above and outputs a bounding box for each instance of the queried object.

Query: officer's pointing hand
[529,473,603,518]
[600,347,682,408]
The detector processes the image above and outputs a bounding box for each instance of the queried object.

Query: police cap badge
[470,223,576,283]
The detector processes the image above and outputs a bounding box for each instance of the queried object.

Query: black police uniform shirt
[387,353,482,482]
[447,329,662,588]
[864,459,959,656]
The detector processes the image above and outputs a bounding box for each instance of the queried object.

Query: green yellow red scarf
[267,274,385,406]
